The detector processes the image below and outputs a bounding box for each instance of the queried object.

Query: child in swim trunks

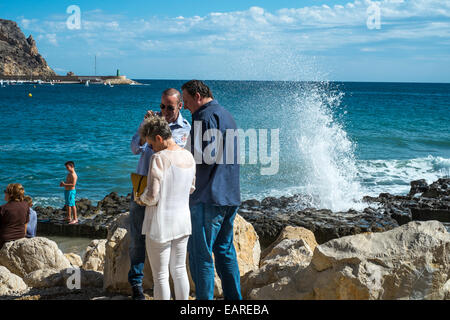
[60,161,78,224]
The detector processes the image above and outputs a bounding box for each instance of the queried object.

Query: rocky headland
[0,178,448,300]
[0,19,56,77]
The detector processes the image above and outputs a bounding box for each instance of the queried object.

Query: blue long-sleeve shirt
[187,99,241,206]
[131,112,191,176]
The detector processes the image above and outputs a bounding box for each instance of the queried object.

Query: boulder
[233,214,261,276]
[261,226,317,261]
[248,221,450,300]
[82,239,107,272]
[0,266,28,296]
[0,237,71,278]
[103,212,153,294]
[242,225,317,297]
[60,268,104,288]
[65,253,83,268]
[23,268,61,288]
[243,238,313,299]
[23,267,103,289]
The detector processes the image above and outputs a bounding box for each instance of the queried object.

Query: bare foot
[69,219,79,225]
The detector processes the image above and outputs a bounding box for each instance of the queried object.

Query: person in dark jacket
[0,183,30,249]
[182,80,242,300]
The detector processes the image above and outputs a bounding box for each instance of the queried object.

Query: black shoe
[131,285,146,300]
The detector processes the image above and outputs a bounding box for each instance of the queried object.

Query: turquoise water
[0,80,449,211]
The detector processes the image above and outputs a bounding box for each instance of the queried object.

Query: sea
[1,80,449,213]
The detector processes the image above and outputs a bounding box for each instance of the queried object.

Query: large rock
[23,268,61,288]
[261,226,317,261]
[82,239,107,272]
[23,267,103,289]
[249,221,450,300]
[65,253,83,268]
[243,238,313,299]
[233,214,261,276]
[242,225,317,298]
[0,266,28,296]
[103,212,153,294]
[0,237,71,278]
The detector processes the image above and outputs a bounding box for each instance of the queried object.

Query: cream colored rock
[233,214,261,275]
[0,237,71,278]
[65,253,83,268]
[0,266,28,296]
[261,226,317,261]
[24,267,104,289]
[82,239,107,272]
[243,238,313,299]
[60,268,104,288]
[249,221,450,300]
[23,268,61,288]
[103,213,153,294]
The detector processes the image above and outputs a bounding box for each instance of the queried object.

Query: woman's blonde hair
[5,183,25,202]
[139,115,172,141]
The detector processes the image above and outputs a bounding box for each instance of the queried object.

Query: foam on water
[357,155,450,196]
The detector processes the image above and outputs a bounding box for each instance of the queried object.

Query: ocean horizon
[1,80,449,211]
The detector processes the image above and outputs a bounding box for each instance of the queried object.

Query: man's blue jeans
[188,203,242,300]
[128,192,146,287]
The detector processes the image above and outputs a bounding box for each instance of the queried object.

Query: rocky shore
[34,178,450,248]
[0,178,448,300]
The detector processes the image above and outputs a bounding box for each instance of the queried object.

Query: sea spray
[293,82,365,211]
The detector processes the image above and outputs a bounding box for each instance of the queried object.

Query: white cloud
[37,33,58,46]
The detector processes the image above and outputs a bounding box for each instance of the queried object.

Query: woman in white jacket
[138,115,196,300]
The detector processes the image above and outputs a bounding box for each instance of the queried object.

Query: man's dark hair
[65,161,75,168]
[181,80,214,99]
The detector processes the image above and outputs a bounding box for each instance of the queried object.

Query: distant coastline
[0,74,141,85]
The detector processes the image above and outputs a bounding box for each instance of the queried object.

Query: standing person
[138,116,196,300]
[59,161,78,224]
[24,195,37,238]
[0,183,30,249]
[181,80,242,300]
[128,88,191,300]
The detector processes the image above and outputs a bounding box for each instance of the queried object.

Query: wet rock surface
[34,192,131,238]
[363,178,450,225]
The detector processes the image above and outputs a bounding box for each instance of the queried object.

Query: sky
[1,0,449,82]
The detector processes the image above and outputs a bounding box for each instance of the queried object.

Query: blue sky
[2,0,449,82]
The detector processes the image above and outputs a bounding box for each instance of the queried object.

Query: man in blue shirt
[182,80,242,300]
[129,88,191,300]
